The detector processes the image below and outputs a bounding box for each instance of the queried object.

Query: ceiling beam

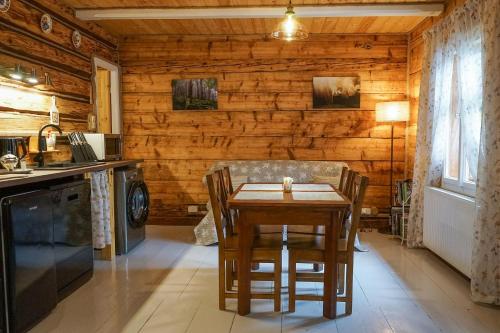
[75,4,444,21]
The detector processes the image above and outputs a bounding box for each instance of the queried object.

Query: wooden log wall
[120,34,409,225]
[0,0,117,141]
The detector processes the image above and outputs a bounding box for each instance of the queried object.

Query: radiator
[423,187,475,277]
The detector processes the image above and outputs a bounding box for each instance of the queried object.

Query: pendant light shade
[271,1,308,41]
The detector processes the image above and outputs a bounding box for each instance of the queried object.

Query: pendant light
[26,68,39,84]
[271,1,308,41]
[9,64,23,80]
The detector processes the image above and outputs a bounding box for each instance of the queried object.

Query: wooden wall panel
[0,0,117,148]
[120,34,409,225]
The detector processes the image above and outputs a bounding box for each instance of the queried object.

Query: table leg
[238,212,252,316]
[323,212,338,319]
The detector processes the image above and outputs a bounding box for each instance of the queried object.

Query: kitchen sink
[34,161,106,170]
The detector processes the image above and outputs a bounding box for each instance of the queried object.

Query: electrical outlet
[361,207,372,215]
[187,205,199,214]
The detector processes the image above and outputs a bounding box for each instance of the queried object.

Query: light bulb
[9,73,22,80]
[27,68,39,84]
[284,15,296,35]
[9,64,23,80]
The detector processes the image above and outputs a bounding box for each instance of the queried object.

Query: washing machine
[115,166,150,255]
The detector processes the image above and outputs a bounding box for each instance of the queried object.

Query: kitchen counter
[0,160,143,189]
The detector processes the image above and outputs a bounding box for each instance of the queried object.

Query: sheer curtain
[456,13,482,182]
[471,0,499,305]
[406,15,457,248]
[408,0,500,304]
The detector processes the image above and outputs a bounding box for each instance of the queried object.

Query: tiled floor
[30,226,499,333]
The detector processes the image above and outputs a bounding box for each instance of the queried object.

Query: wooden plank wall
[0,0,117,138]
[120,34,409,225]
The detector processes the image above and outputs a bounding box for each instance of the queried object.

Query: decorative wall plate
[72,30,82,48]
[0,0,11,13]
[40,13,53,34]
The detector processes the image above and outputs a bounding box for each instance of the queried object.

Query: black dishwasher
[50,180,93,300]
[0,190,57,333]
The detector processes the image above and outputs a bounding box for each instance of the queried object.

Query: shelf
[28,150,61,154]
[0,77,90,103]
[0,131,71,137]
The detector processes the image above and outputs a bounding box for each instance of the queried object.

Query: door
[127,180,149,228]
[92,57,121,134]
[96,68,112,134]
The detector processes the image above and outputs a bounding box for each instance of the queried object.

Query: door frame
[91,56,122,134]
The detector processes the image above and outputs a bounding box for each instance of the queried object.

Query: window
[442,40,482,197]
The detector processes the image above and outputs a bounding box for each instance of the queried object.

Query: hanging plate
[40,13,53,34]
[0,0,11,13]
[72,30,82,48]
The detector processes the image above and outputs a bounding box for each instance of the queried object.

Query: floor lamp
[375,101,410,208]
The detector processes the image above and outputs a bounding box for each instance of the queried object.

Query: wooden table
[227,183,351,319]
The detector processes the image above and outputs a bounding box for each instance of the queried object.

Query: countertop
[0,160,143,189]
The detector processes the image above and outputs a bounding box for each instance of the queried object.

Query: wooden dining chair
[206,171,283,312]
[287,166,351,273]
[222,166,283,237]
[287,174,368,315]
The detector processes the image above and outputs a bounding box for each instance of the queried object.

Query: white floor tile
[27,227,499,333]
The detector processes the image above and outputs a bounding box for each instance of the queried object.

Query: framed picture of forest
[312,77,361,109]
[172,78,218,110]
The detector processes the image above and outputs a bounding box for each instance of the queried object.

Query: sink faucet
[34,124,62,167]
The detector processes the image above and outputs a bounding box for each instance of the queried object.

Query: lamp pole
[375,101,409,210]
[389,123,394,208]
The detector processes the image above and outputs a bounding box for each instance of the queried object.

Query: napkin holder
[283,177,293,193]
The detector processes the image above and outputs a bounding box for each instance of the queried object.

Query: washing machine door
[127,180,149,228]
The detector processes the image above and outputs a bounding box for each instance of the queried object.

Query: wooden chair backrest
[222,166,234,195]
[342,170,357,200]
[338,166,349,192]
[206,171,234,248]
[218,168,236,235]
[346,174,368,252]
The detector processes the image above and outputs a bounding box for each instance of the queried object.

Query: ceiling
[95,17,427,35]
[59,0,444,35]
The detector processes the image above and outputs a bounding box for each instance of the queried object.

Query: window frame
[443,110,477,198]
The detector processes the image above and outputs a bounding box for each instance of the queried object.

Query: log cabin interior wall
[0,0,117,159]
[120,34,409,225]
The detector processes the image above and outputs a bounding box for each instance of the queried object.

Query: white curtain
[406,16,455,248]
[91,171,112,249]
[471,0,500,305]
[409,0,500,304]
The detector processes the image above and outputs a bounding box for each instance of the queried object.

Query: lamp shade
[271,1,308,41]
[375,101,410,122]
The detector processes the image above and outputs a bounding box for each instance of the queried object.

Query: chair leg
[288,251,296,313]
[226,260,234,291]
[338,263,345,295]
[312,226,323,272]
[274,253,282,312]
[345,257,354,315]
[218,253,226,310]
[233,260,238,287]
